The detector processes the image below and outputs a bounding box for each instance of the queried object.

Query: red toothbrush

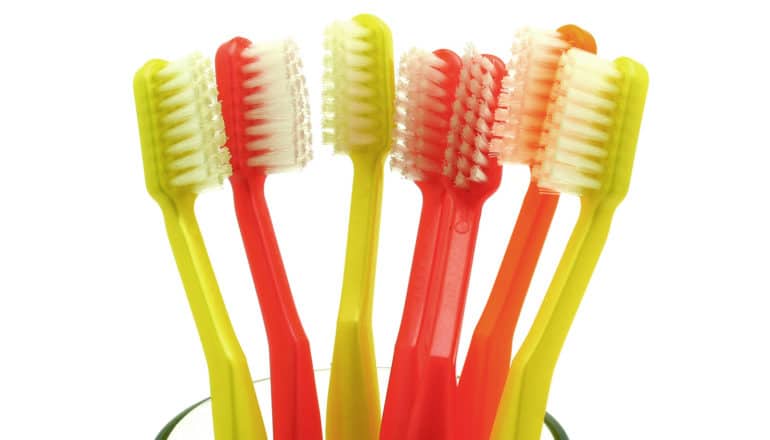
[215,37,322,440]
[457,26,597,440]
[380,48,462,440]
[405,47,506,440]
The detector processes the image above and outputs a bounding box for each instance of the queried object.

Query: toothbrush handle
[494,55,647,439]
[491,199,615,440]
[406,200,483,440]
[458,183,558,439]
[327,154,386,440]
[231,175,322,440]
[380,183,446,440]
[162,196,267,440]
[492,55,647,434]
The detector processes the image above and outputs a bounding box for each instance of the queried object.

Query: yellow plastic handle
[134,58,266,440]
[490,198,612,440]
[491,56,648,440]
[159,196,267,440]
[327,152,386,440]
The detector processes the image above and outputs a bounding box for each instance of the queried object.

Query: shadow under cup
[157,368,569,439]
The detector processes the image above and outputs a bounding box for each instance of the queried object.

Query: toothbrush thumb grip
[405,357,458,440]
[381,185,445,439]
[231,176,322,439]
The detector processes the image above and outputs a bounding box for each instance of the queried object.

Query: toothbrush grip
[406,200,483,440]
[327,155,385,440]
[491,200,611,440]
[164,198,267,440]
[458,183,558,439]
[380,183,446,440]
[231,175,322,440]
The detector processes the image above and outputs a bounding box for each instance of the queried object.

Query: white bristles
[491,28,571,164]
[240,39,311,172]
[154,53,230,192]
[322,20,382,151]
[535,48,622,195]
[445,45,499,188]
[390,49,450,181]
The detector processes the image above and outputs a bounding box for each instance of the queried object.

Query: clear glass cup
[157,368,568,439]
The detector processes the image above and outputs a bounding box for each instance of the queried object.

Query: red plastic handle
[405,195,484,440]
[216,36,323,439]
[380,182,446,439]
[381,47,462,440]
[403,52,506,439]
[457,183,558,439]
[230,175,322,440]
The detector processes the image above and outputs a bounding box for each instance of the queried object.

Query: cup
[156,368,569,439]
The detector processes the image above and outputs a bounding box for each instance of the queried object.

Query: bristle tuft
[535,49,621,195]
[322,19,387,153]
[390,49,452,181]
[445,46,502,188]
[491,28,571,165]
[154,53,230,192]
[239,39,311,173]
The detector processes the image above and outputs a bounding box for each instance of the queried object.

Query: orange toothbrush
[457,25,596,440]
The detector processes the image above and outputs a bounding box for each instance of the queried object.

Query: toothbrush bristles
[491,28,571,165]
[534,49,621,195]
[391,49,452,182]
[239,39,312,173]
[445,45,501,189]
[322,20,385,152]
[154,53,230,192]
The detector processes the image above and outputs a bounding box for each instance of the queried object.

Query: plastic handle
[491,199,614,440]
[458,26,597,439]
[160,195,267,440]
[326,153,386,440]
[492,55,648,440]
[230,174,322,440]
[405,196,484,440]
[458,183,558,439]
[380,182,447,440]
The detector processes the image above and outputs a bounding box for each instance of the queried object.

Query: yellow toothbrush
[134,53,267,440]
[322,14,394,440]
[491,49,648,440]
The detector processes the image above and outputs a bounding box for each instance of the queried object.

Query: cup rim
[156,369,569,440]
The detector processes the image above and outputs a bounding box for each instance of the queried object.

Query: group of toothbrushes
[134,13,647,440]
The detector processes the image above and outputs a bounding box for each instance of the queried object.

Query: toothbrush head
[215,37,311,177]
[556,24,597,54]
[491,26,595,165]
[322,14,395,156]
[134,53,231,199]
[391,48,462,183]
[535,49,648,200]
[444,46,505,196]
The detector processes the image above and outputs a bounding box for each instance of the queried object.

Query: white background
[0,0,767,438]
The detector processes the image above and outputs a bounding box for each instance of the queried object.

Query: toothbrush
[215,37,322,440]
[322,14,394,440]
[133,53,267,440]
[405,46,505,440]
[380,48,462,440]
[490,49,649,440]
[457,25,596,440]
